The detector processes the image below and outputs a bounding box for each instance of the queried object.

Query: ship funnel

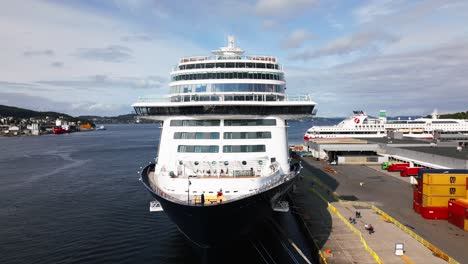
[379,110,387,123]
[431,109,439,119]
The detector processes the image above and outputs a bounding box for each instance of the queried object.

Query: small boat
[96,125,106,130]
[53,126,68,134]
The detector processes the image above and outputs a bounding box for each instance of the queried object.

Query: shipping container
[388,163,410,172]
[417,178,423,192]
[414,189,422,203]
[448,212,465,229]
[381,162,395,170]
[413,200,421,214]
[422,195,457,207]
[417,169,468,179]
[422,184,466,197]
[401,167,422,177]
[420,206,448,220]
[448,199,468,218]
[423,173,468,185]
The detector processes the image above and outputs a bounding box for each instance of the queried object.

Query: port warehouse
[304,135,468,230]
[305,137,468,169]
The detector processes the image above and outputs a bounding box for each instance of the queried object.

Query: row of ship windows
[313,131,433,135]
[174,132,272,139]
[177,145,266,153]
[170,83,284,94]
[171,72,284,82]
[135,105,313,116]
[178,62,279,70]
[170,119,276,126]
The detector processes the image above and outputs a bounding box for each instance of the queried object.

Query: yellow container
[465,219,468,231]
[422,184,466,196]
[422,195,462,207]
[423,173,468,185]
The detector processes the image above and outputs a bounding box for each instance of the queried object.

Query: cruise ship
[304,110,468,140]
[132,36,316,248]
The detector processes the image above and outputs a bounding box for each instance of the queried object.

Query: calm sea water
[0,121,333,264]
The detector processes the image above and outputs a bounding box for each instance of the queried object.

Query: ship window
[223,132,272,139]
[226,62,234,68]
[178,145,219,153]
[170,120,220,126]
[223,145,266,153]
[256,63,266,68]
[224,119,276,126]
[174,132,220,139]
[206,63,214,68]
[246,62,254,68]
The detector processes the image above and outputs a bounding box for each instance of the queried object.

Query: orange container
[422,195,457,207]
[422,184,466,197]
[423,173,468,185]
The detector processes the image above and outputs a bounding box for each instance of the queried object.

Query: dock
[292,157,465,263]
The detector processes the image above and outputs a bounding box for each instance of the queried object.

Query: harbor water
[0,121,331,264]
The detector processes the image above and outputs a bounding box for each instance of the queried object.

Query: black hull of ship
[140,164,297,248]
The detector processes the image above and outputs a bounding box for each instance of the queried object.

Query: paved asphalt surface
[300,157,468,263]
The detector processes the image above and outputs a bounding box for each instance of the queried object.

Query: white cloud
[255,0,317,17]
[74,45,133,63]
[287,41,468,116]
[354,0,400,24]
[289,31,398,60]
[281,29,312,49]
[0,0,204,115]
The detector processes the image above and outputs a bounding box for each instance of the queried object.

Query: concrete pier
[292,157,464,263]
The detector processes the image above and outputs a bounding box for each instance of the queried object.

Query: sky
[1,0,467,117]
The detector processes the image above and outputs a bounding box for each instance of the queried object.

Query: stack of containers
[417,169,468,220]
[448,199,468,231]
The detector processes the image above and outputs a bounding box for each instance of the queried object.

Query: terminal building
[305,136,468,169]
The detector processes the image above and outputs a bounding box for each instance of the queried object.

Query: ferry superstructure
[304,110,468,140]
[132,36,316,248]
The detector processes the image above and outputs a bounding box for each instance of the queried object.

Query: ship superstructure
[132,36,316,248]
[305,110,468,140]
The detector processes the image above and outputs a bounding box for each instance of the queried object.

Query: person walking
[201,192,205,205]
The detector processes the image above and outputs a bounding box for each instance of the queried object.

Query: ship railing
[157,159,272,178]
[176,55,279,64]
[136,93,312,103]
[227,162,301,203]
[144,161,301,205]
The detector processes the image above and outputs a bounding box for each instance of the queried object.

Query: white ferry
[304,110,468,140]
[132,36,316,249]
